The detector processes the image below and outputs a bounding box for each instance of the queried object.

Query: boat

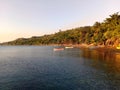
[65,46,73,49]
[116,46,120,49]
[53,48,64,51]
[89,46,98,49]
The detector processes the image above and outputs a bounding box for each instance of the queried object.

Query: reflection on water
[81,48,120,61]
[81,48,120,89]
[81,48,120,71]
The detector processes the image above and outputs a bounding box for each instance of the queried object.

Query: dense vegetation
[1,13,120,47]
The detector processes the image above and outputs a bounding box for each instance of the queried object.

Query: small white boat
[89,46,98,49]
[65,46,73,49]
[53,48,64,51]
[116,46,120,49]
[116,44,120,49]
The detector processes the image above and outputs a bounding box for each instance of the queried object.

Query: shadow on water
[80,48,120,90]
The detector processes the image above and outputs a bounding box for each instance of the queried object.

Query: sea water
[0,46,120,90]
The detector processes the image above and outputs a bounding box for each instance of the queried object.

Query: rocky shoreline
[62,44,120,54]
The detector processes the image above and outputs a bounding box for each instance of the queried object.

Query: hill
[1,13,120,47]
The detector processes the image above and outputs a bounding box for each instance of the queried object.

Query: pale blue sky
[0,0,120,42]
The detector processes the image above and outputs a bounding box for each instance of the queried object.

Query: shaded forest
[1,13,120,47]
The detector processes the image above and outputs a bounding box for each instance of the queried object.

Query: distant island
[1,12,120,48]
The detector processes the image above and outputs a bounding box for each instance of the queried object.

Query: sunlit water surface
[0,46,120,90]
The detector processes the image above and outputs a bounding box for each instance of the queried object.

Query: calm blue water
[0,46,120,90]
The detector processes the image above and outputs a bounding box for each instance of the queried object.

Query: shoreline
[0,43,120,50]
[62,44,120,53]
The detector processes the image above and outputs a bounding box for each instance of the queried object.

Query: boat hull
[116,47,120,49]
[53,48,64,51]
[65,46,73,49]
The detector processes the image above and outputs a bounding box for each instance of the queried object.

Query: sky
[0,0,120,42]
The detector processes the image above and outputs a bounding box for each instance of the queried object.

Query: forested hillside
[1,13,120,47]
